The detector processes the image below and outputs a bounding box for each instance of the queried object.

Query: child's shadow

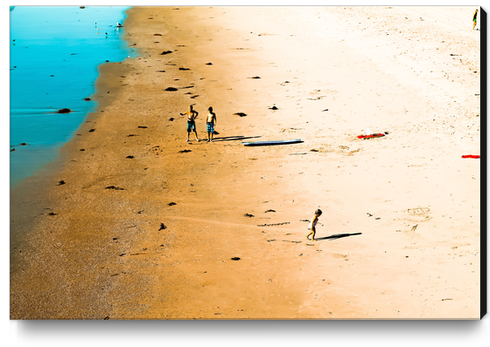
[316,232,362,241]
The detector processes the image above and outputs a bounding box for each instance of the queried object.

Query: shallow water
[10,5,137,188]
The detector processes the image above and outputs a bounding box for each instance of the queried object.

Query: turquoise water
[10,6,137,188]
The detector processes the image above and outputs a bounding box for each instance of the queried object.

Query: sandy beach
[10,6,481,319]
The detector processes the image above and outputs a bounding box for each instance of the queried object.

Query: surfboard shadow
[316,232,362,241]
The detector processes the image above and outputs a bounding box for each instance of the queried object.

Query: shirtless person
[206,106,217,142]
[306,209,322,241]
[473,9,478,30]
[180,105,199,142]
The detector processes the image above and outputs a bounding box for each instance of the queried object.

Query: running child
[307,209,322,241]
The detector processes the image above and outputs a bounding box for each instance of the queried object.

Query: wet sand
[10,6,481,319]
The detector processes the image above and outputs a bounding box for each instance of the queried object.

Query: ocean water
[10,6,137,189]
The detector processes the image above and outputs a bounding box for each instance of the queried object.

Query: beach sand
[10,6,481,319]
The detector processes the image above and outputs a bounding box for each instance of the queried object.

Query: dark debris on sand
[105,186,125,190]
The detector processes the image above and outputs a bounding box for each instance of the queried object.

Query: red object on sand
[461,155,480,159]
[357,133,385,139]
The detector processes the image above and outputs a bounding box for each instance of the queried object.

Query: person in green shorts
[473,9,478,30]
[180,105,200,142]
[206,106,217,142]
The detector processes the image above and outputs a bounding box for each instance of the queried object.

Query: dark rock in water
[19,143,27,146]
[105,60,109,62]
[165,87,178,91]
[168,202,177,206]
[234,112,247,117]
[58,180,65,186]
[160,50,173,55]
[231,257,241,261]
[80,6,85,9]
[206,62,213,65]
[56,108,72,114]
[159,223,166,231]
[10,148,15,152]
[244,213,255,217]
[126,155,134,159]
[84,97,91,101]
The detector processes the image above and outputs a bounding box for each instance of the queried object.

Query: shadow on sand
[316,232,362,241]
[212,135,262,142]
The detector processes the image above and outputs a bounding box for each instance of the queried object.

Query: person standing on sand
[473,9,478,30]
[206,106,217,142]
[180,105,200,142]
[307,209,322,241]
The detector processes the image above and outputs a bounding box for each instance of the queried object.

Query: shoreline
[10,6,480,319]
